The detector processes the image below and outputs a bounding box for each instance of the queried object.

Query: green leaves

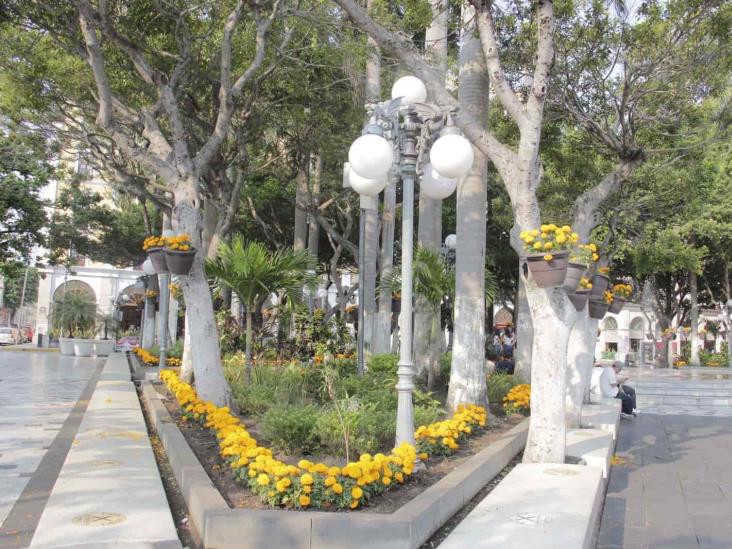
[206,236,318,312]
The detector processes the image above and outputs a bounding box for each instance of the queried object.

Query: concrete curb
[141,381,529,549]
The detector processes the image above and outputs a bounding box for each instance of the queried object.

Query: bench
[565,428,614,478]
[580,402,621,441]
[439,463,604,549]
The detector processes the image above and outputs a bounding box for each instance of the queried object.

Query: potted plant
[520,224,579,288]
[144,235,169,273]
[94,314,115,356]
[609,283,632,314]
[564,243,596,292]
[589,290,613,319]
[569,276,592,311]
[51,293,97,356]
[165,234,196,275]
[73,326,96,357]
[590,265,611,299]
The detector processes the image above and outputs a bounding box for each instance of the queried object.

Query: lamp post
[346,75,473,449]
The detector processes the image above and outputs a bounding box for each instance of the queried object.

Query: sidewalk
[29,353,181,548]
[598,414,732,548]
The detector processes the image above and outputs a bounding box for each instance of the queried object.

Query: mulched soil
[138,384,203,549]
[154,382,524,514]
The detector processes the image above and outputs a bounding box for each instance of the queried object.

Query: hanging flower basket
[165,248,196,275]
[589,274,611,299]
[148,247,169,274]
[562,262,586,293]
[608,296,626,314]
[526,251,570,288]
[588,298,610,319]
[569,289,591,311]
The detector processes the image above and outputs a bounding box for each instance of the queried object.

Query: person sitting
[495,354,515,375]
[590,361,636,417]
[612,361,637,416]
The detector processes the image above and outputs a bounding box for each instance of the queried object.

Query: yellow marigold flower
[382,477,391,486]
[300,473,314,486]
[562,225,571,232]
[395,472,404,483]
[556,234,566,244]
[533,241,542,250]
[419,452,428,460]
[299,495,311,507]
[324,476,336,487]
[350,499,359,509]
[544,254,554,261]
[352,487,363,499]
[257,473,270,486]
[543,241,553,250]
[303,485,312,494]
[332,483,343,495]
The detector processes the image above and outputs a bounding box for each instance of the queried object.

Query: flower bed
[159,370,487,511]
[133,347,181,367]
[504,384,531,415]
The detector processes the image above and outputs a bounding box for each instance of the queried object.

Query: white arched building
[35,262,143,340]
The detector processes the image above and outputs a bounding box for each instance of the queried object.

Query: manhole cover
[91,460,122,468]
[543,467,579,476]
[72,512,126,526]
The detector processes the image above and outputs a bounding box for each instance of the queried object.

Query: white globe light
[420,163,457,200]
[391,75,427,105]
[348,134,394,179]
[348,168,387,196]
[429,134,474,179]
[142,258,156,275]
[445,234,457,250]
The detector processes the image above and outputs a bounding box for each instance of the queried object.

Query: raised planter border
[140,381,529,549]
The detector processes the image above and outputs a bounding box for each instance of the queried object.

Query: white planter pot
[59,338,75,356]
[94,340,115,356]
[73,339,95,357]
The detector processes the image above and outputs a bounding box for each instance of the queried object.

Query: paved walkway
[598,369,732,549]
[0,351,101,547]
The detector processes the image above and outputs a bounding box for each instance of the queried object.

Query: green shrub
[260,404,320,454]
[700,350,729,368]
[368,353,399,376]
[487,373,523,409]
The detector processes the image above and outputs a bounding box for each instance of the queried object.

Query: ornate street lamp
[347,75,473,451]
[158,226,174,368]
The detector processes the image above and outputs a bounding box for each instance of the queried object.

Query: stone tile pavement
[0,351,101,547]
[597,413,732,549]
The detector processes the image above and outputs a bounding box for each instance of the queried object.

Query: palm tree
[51,292,97,338]
[206,237,318,381]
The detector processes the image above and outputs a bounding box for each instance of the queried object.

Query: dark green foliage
[367,353,399,376]
[260,404,320,454]
[292,309,354,358]
[486,373,524,412]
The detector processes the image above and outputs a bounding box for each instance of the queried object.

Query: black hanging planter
[608,296,626,314]
[148,247,169,274]
[588,299,610,320]
[589,274,611,299]
[569,289,591,311]
[563,262,586,293]
[525,251,569,288]
[165,248,197,276]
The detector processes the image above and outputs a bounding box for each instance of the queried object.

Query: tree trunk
[180,313,193,382]
[583,319,599,403]
[245,308,253,383]
[447,3,489,411]
[565,308,593,427]
[689,271,700,367]
[427,308,442,390]
[514,272,533,381]
[173,182,230,406]
[294,157,309,252]
[363,207,379,354]
[142,297,156,348]
[307,154,322,260]
[523,279,576,463]
[414,0,448,378]
[373,176,397,353]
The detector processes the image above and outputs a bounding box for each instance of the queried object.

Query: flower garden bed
[142,375,528,548]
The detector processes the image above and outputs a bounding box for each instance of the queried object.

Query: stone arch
[53,280,96,304]
[601,317,618,331]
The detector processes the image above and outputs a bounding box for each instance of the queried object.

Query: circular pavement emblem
[543,467,579,476]
[72,512,126,526]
